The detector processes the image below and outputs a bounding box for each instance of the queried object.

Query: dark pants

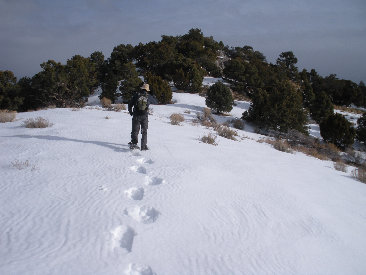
[131,115,148,148]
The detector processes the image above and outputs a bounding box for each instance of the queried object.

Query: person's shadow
[5,135,130,153]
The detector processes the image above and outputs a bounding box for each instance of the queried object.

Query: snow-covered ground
[1,92,366,275]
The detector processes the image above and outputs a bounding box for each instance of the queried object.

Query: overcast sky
[1,0,365,83]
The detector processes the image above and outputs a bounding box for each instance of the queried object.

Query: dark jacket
[128,91,151,116]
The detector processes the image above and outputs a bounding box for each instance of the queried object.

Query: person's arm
[128,94,136,115]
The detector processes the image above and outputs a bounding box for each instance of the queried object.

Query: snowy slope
[1,93,366,275]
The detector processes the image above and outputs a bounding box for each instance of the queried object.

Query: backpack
[136,93,148,111]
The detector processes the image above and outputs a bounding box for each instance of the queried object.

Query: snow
[1,92,366,274]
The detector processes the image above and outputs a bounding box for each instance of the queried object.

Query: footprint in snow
[144,176,166,186]
[110,225,136,253]
[124,205,159,224]
[125,187,144,200]
[136,157,154,165]
[125,263,155,275]
[130,165,147,174]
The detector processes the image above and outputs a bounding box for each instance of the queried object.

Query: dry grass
[113,104,126,112]
[23,117,53,128]
[170,113,185,125]
[293,145,328,160]
[214,124,238,140]
[230,118,244,130]
[334,161,347,172]
[11,159,37,171]
[263,138,293,153]
[101,97,112,108]
[200,133,217,146]
[104,116,110,119]
[195,108,217,128]
[0,110,17,123]
[71,108,81,111]
[184,110,191,114]
[352,168,366,183]
[334,105,364,115]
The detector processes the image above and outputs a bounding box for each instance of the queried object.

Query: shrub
[334,161,347,172]
[205,82,233,114]
[0,110,16,123]
[214,124,237,140]
[196,108,216,128]
[101,97,112,108]
[170,113,184,125]
[23,117,53,128]
[352,168,366,183]
[145,73,172,104]
[244,80,308,133]
[113,104,126,112]
[320,113,356,149]
[310,91,334,123]
[263,138,293,153]
[356,113,366,143]
[231,118,244,130]
[200,133,217,145]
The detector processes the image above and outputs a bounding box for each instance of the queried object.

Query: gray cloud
[0,0,365,83]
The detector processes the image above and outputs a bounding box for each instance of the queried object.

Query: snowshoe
[129,143,140,150]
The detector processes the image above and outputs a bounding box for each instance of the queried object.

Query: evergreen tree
[309,91,334,123]
[356,113,366,143]
[206,82,233,114]
[118,62,143,102]
[145,73,172,104]
[320,113,355,149]
[244,80,308,133]
[0,70,23,110]
[276,51,299,81]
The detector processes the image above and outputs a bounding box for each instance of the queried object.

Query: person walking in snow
[128,83,155,150]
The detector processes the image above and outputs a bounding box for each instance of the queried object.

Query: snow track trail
[1,93,366,274]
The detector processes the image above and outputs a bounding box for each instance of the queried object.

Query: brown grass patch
[23,117,53,128]
[113,104,126,112]
[334,161,347,172]
[195,108,217,128]
[200,133,217,145]
[214,124,238,140]
[334,105,364,115]
[0,110,17,123]
[352,168,366,183]
[170,113,185,125]
[101,97,112,108]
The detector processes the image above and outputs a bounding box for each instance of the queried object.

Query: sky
[1,0,365,83]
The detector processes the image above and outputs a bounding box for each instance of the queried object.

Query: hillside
[1,91,366,275]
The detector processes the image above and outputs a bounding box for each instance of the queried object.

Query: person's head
[140,83,150,93]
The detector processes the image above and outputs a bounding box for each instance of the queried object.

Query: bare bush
[104,116,110,119]
[113,104,126,112]
[23,117,53,128]
[200,133,217,145]
[261,138,292,153]
[11,160,37,171]
[334,161,347,172]
[231,119,244,130]
[352,168,366,183]
[214,124,238,140]
[11,160,30,170]
[196,108,217,128]
[170,113,185,125]
[0,110,17,123]
[101,97,112,108]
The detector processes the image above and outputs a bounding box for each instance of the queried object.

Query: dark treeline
[1,28,366,147]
